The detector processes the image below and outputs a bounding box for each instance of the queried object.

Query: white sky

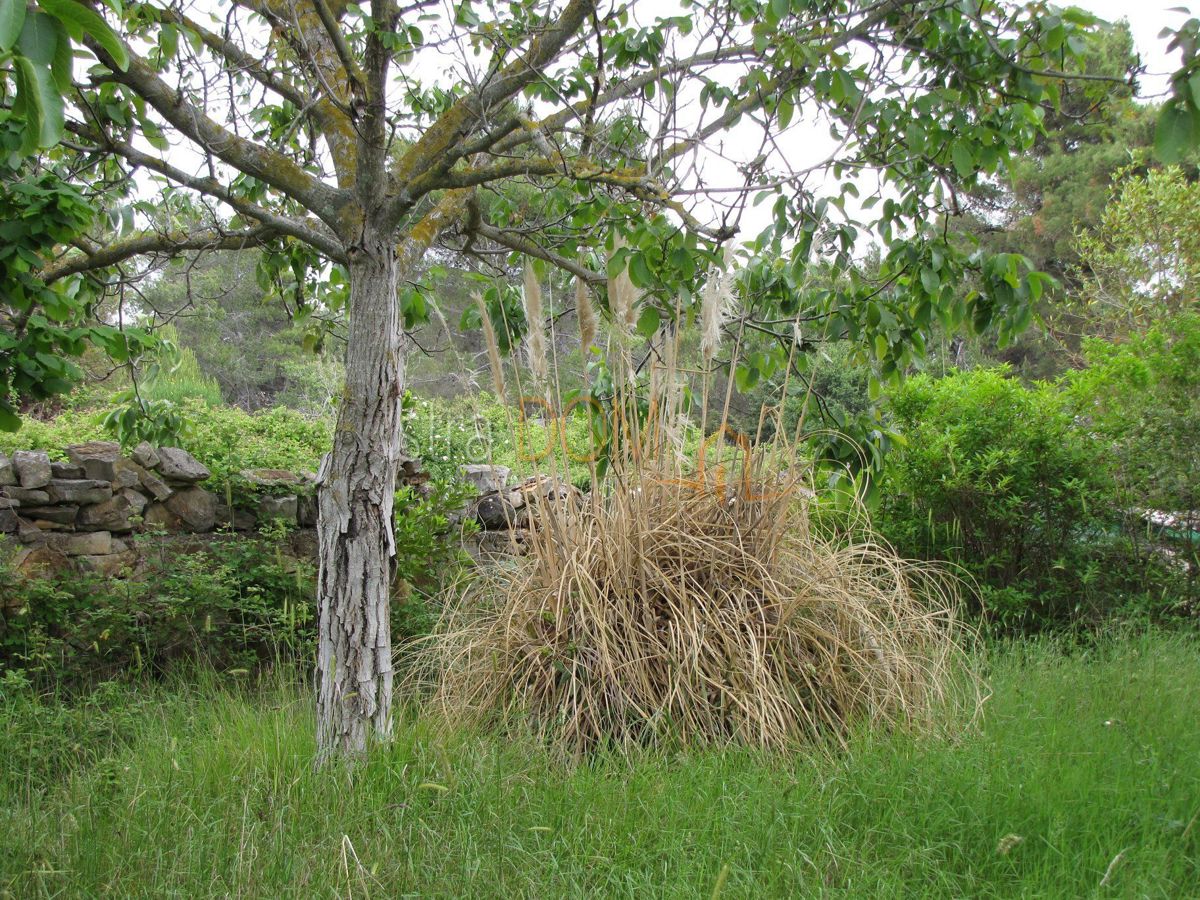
[1082,0,1186,96]
[1089,0,1190,97]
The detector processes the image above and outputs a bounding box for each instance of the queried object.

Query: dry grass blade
[406,454,977,757]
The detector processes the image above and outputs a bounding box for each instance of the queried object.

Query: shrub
[0,407,109,459]
[171,400,332,480]
[139,325,226,407]
[0,497,475,686]
[874,369,1117,630]
[409,456,972,755]
[0,399,332,478]
[1066,313,1200,610]
[0,534,317,686]
[402,391,602,481]
[391,479,479,642]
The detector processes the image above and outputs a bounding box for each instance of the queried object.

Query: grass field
[1,631,1197,898]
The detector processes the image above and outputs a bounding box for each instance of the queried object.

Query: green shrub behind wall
[0,400,333,478]
[0,535,317,686]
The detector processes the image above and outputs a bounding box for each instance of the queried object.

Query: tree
[134,249,345,413]
[1072,165,1200,339]
[945,22,1158,378]
[11,0,1148,760]
[961,22,1152,282]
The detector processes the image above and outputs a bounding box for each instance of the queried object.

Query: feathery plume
[473,290,506,400]
[700,249,736,363]
[607,237,639,334]
[576,275,596,354]
[522,262,548,387]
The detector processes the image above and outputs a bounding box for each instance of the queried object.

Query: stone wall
[458,464,582,558]
[0,441,336,577]
[1,445,557,578]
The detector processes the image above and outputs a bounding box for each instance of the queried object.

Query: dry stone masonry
[1,443,566,578]
[0,441,327,577]
[459,465,583,557]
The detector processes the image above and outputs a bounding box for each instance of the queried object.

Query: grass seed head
[473,291,506,400]
[576,276,597,354]
[522,263,548,387]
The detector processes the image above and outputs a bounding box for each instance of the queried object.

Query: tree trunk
[315,224,404,763]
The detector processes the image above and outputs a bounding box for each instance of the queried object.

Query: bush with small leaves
[874,368,1135,631]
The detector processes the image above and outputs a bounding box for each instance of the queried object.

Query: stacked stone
[0,441,215,575]
[460,464,582,558]
[0,440,446,576]
[228,468,318,530]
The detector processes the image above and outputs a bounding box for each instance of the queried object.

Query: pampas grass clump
[409,459,973,756]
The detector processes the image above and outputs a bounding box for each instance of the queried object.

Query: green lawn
[2,631,1197,897]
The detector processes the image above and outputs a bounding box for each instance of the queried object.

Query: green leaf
[668,247,694,279]
[920,267,940,294]
[777,96,793,128]
[635,305,660,339]
[12,56,47,154]
[17,10,58,64]
[0,405,21,432]
[0,0,25,51]
[142,120,169,151]
[1011,302,1033,336]
[1190,72,1200,109]
[628,252,653,289]
[49,16,73,92]
[951,142,974,179]
[734,363,759,392]
[1154,102,1197,164]
[37,0,128,70]
[159,22,178,60]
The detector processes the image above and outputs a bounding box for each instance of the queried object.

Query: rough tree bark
[315,221,404,761]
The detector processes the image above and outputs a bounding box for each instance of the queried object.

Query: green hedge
[0,535,316,686]
[874,368,1184,631]
[0,400,332,479]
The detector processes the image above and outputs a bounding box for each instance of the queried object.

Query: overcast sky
[1081,0,1187,96]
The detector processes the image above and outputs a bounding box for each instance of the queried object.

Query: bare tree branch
[475,222,605,284]
[312,0,368,91]
[43,227,277,283]
[160,7,313,110]
[65,125,347,263]
[383,0,596,226]
[88,43,349,227]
